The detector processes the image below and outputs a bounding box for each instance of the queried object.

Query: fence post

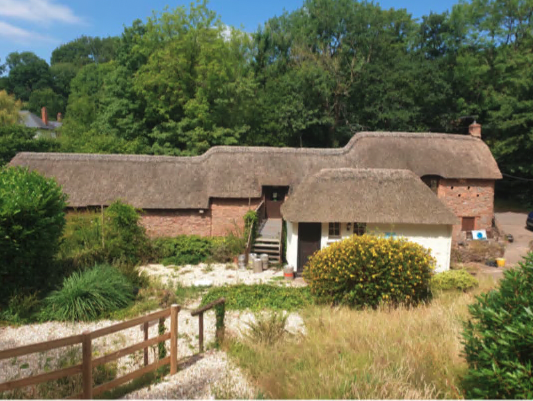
[170,304,179,375]
[82,331,93,399]
[143,322,149,366]
[198,312,204,353]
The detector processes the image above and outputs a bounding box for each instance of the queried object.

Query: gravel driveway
[495,211,533,266]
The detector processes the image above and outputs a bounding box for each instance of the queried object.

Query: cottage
[9,125,501,272]
[281,168,459,273]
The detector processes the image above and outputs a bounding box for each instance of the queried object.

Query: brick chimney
[469,121,482,138]
[57,112,63,122]
[41,107,48,126]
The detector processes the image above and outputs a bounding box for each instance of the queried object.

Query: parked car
[527,211,533,230]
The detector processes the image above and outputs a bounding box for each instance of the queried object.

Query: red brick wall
[210,198,262,237]
[141,209,211,237]
[437,179,495,240]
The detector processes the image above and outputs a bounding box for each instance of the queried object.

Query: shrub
[153,235,214,266]
[304,234,434,308]
[243,311,288,345]
[0,167,67,304]
[431,270,478,292]
[451,240,505,264]
[461,253,533,399]
[243,210,258,245]
[40,265,134,321]
[201,284,313,312]
[0,292,40,324]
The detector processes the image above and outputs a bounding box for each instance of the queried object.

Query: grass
[226,276,498,399]
[201,284,313,312]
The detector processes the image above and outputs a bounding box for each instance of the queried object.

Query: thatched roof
[9,131,501,209]
[280,168,459,225]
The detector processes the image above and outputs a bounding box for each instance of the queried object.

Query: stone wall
[437,179,495,240]
[210,198,261,237]
[140,209,211,237]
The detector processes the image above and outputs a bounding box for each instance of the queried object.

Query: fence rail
[0,305,180,399]
[190,298,226,353]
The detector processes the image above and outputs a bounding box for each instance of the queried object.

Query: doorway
[263,186,289,219]
[297,222,322,273]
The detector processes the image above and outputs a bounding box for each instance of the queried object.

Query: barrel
[238,254,246,270]
[260,254,269,270]
[496,258,506,268]
[253,258,263,273]
[284,266,294,280]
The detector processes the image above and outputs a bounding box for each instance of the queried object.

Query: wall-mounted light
[346,222,352,231]
[199,209,204,214]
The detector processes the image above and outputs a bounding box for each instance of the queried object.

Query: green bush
[201,284,312,312]
[304,234,434,308]
[431,269,478,292]
[461,253,533,399]
[0,167,67,304]
[153,235,214,266]
[244,311,288,345]
[243,210,258,245]
[40,265,134,321]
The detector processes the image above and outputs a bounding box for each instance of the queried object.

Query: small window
[353,222,366,236]
[461,217,476,232]
[328,222,341,238]
[421,176,439,194]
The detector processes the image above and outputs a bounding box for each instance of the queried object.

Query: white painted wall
[285,221,452,272]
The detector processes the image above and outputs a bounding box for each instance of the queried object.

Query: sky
[0,0,460,65]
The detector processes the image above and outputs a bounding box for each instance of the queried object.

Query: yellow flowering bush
[303,234,435,308]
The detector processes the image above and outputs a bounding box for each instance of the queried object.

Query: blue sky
[0,0,459,65]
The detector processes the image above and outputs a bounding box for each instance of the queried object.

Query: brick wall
[437,179,495,240]
[141,209,211,237]
[210,198,261,237]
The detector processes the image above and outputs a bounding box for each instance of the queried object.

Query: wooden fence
[0,298,227,399]
[0,305,179,399]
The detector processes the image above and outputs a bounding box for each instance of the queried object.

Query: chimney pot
[41,107,48,126]
[57,112,63,122]
[469,122,481,138]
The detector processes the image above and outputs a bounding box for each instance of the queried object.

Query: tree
[28,88,66,118]
[0,90,22,125]
[0,124,60,166]
[0,167,67,304]
[51,36,119,66]
[3,52,52,101]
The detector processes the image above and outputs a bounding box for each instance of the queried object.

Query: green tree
[28,88,66,118]
[0,167,67,304]
[0,90,22,125]
[3,52,52,101]
[51,35,119,66]
[0,124,60,166]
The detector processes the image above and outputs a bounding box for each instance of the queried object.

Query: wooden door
[297,223,322,273]
[263,186,288,219]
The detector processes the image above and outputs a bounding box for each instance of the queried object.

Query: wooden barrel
[283,266,294,280]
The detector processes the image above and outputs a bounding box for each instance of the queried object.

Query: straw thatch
[9,131,501,209]
[280,168,459,225]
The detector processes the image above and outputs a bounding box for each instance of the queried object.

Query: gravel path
[139,263,306,287]
[0,309,304,399]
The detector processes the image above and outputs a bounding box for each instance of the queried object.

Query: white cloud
[0,20,56,43]
[0,0,82,25]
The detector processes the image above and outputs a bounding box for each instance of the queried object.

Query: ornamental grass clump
[304,234,434,308]
[41,264,134,321]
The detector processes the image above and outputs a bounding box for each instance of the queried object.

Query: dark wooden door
[263,186,288,219]
[297,223,322,273]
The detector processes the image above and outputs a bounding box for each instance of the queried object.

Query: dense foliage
[304,235,434,308]
[153,235,215,266]
[201,284,313,312]
[431,269,479,291]
[0,167,67,304]
[40,265,134,321]
[0,124,60,166]
[461,253,533,399]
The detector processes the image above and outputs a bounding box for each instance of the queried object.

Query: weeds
[243,311,288,345]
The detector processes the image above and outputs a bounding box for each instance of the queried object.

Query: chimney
[41,107,48,126]
[57,112,63,122]
[469,121,481,138]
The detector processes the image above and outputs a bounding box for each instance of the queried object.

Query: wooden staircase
[253,218,282,264]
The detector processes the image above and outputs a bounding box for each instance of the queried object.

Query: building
[9,125,501,271]
[18,107,62,138]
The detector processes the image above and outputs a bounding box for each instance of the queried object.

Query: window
[421,175,440,194]
[461,217,476,232]
[328,222,341,238]
[353,222,366,236]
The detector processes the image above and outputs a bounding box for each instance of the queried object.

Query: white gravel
[139,262,305,287]
[0,308,304,399]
